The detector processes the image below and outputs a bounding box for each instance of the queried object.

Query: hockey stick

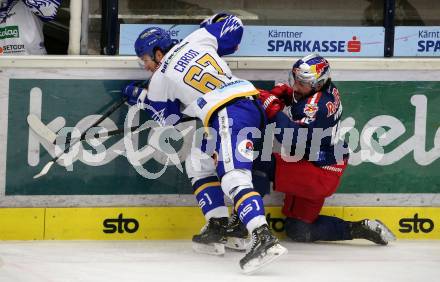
[33,97,128,179]
[28,114,141,144]
[28,114,197,145]
[27,114,58,144]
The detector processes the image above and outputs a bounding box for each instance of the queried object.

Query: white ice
[0,240,439,282]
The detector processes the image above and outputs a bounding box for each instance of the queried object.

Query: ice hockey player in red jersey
[257,53,396,245]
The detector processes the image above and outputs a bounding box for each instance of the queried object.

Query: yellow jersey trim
[194,181,221,196]
[203,89,260,128]
[234,191,261,211]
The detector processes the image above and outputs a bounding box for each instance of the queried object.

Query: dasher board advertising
[394,26,440,56]
[119,24,384,57]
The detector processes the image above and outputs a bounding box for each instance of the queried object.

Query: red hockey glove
[258,90,285,119]
[270,83,294,106]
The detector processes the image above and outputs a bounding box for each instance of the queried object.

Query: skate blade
[192,242,225,256]
[241,244,288,275]
[226,237,251,252]
[374,220,397,242]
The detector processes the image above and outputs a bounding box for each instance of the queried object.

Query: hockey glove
[270,83,294,106]
[122,80,148,106]
[258,90,285,119]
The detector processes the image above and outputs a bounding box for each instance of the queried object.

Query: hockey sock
[193,176,228,219]
[285,215,352,242]
[233,188,266,232]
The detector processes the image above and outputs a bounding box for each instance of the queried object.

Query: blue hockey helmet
[200,13,243,56]
[134,27,173,59]
[289,53,331,90]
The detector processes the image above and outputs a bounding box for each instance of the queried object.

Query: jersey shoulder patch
[303,92,323,118]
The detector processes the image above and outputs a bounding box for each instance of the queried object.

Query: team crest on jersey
[304,103,319,118]
[151,108,166,124]
[237,139,254,161]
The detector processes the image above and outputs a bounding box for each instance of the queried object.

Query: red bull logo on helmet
[309,59,329,79]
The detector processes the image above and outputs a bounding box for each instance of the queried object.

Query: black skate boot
[239,224,287,274]
[192,217,228,255]
[350,219,396,245]
[225,212,250,251]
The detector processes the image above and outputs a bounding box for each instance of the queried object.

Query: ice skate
[225,212,251,251]
[239,224,287,274]
[350,219,396,245]
[192,217,228,255]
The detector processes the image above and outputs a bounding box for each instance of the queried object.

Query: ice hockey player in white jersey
[123,13,287,274]
[0,0,60,55]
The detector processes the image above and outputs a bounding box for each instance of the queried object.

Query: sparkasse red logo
[347,36,361,52]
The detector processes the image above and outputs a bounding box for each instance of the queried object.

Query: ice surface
[0,240,439,282]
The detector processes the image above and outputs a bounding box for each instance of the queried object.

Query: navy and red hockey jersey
[271,82,349,166]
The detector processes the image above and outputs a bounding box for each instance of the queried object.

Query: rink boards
[0,59,440,209]
[0,206,438,240]
[0,57,440,242]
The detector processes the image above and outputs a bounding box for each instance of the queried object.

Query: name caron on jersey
[161,42,188,73]
[174,49,200,73]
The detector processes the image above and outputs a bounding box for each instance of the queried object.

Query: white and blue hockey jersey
[145,27,259,127]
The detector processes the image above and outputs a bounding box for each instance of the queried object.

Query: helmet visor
[288,68,313,88]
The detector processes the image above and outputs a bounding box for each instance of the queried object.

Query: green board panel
[5,79,440,195]
[6,79,274,195]
[337,81,440,193]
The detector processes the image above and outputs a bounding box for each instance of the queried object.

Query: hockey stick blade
[27,114,57,144]
[33,161,54,179]
[28,115,141,144]
[34,97,128,179]
[31,100,195,179]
